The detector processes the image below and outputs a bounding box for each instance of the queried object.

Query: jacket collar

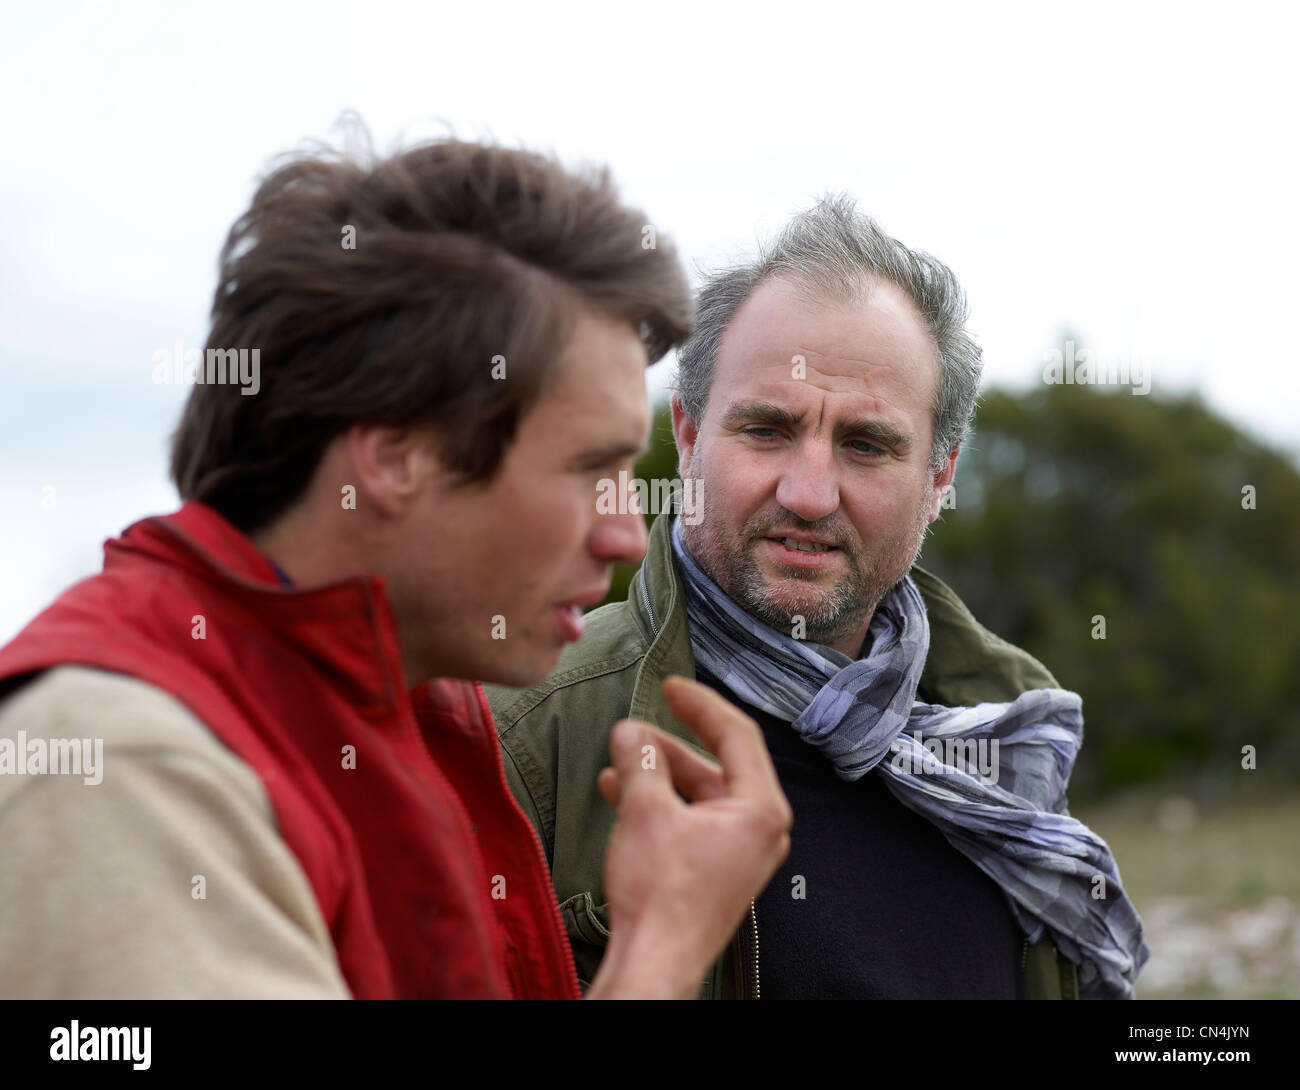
[110,502,411,720]
[626,515,698,739]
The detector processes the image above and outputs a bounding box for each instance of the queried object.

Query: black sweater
[698,668,1027,1000]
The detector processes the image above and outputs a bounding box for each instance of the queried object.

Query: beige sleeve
[0,665,352,999]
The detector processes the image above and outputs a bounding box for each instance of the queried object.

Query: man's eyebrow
[718,401,803,429]
[721,401,914,453]
[570,439,649,470]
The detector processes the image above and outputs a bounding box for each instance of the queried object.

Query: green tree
[923,382,1300,799]
[601,405,680,609]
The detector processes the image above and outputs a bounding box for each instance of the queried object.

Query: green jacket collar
[625,515,695,735]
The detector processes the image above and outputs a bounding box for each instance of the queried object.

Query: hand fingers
[660,675,783,800]
[637,723,728,802]
[596,766,621,808]
[607,718,675,804]
[597,725,725,808]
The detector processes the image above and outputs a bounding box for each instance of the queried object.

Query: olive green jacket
[487,515,1080,999]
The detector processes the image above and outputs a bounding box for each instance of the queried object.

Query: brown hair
[171,131,693,533]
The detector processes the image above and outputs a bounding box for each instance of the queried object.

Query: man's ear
[670,393,700,478]
[344,423,438,519]
[928,446,959,522]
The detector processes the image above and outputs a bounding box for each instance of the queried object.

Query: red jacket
[0,502,581,999]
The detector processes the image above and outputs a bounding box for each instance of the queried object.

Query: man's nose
[589,505,649,566]
[775,442,840,523]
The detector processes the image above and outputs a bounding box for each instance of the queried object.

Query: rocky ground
[1073,791,1300,1000]
[1137,895,1300,999]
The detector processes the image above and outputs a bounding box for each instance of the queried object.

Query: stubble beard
[681,478,934,653]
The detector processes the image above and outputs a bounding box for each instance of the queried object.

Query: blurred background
[2,0,1296,997]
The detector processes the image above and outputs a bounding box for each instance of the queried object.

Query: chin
[473,646,563,690]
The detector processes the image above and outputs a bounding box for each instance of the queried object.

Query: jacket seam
[494,648,648,738]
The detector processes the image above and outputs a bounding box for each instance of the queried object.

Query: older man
[488,197,1149,999]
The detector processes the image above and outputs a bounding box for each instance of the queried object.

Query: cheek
[845,475,927,537]
[705,445,771,522]
[510,478,591,570]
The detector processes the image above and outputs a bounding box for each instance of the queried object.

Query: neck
[251,510,422,689]
[251,502,344,587]
[822,619,873,660]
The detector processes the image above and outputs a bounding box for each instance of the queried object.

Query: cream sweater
[0,666,351,998]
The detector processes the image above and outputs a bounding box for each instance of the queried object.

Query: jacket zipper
[749,900,760,1000]
[638,567,660,637]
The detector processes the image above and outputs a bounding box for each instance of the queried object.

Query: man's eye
[744,427,780,440]
[849,439,885,456]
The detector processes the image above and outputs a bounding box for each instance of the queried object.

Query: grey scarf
[671,519,1149,999]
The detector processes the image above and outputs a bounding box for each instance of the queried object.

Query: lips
[763,535,842,569]
[554,603,586,642]
[553,585,609,643]
[773,536,835,553]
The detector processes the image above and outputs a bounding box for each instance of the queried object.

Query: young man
[489,197,1150,999]
[0,137,792,999]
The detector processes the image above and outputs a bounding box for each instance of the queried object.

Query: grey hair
[674,194,982,470]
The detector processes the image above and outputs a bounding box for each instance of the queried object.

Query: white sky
[2,0,1297,643]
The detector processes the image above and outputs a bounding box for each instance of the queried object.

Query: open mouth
[554,603,586,642]
[553,584,609,643]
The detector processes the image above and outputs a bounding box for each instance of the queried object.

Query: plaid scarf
[671,519,1149,999]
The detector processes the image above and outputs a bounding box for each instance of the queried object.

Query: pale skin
[673,275,959,657]
[254,300,792,1000]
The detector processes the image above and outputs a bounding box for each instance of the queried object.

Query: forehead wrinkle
[719,276,939,459]
[795,350,935,427]
[773,347,917,401]
[749,356,912,418]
